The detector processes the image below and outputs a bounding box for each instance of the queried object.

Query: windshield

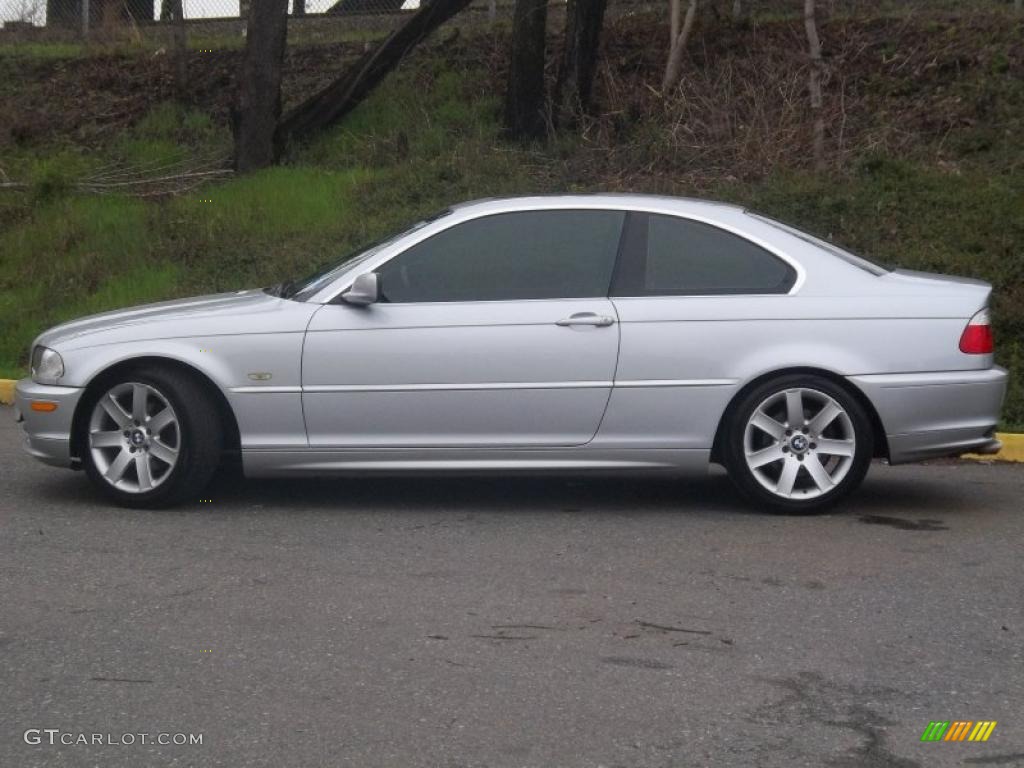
[748,212,892,276]
[269,209,451,302]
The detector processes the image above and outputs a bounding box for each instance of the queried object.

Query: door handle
[555,312,615,327]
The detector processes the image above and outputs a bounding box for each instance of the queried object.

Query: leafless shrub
[579,23,824,189]
[0,153,234,198]
[553,6,1020,192]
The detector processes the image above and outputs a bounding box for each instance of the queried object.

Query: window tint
[376,209,625,303]
[749,212,891,276]
[612,213,796,296]
[291,209,452,302]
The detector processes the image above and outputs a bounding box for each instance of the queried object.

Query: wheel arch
[710,367,889,464]
[69,356,241,463]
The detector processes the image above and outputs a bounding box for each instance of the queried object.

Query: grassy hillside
[0,8,1022,425]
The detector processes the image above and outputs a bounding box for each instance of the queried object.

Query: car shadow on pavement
[207,468,753,516]
[27,460,981,520]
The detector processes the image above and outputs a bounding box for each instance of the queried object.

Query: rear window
[749,213,892,276]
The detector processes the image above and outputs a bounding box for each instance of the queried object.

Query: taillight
[959,308,994,354]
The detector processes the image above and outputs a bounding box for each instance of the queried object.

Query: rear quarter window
[612,212,797,296]
[748,212,891,276]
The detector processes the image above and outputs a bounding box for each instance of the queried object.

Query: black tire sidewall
[724,374,873,514]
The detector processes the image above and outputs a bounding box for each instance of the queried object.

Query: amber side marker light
[30,401,58,412]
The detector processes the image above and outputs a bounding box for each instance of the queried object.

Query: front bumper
[848,367,1008,464]
[13,378,85,468]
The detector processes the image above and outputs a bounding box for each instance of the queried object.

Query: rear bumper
[13,378,84,468]
[848,367,1008,464]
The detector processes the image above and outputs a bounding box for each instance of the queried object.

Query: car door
[301,208,625,448]
[599,210,800,449]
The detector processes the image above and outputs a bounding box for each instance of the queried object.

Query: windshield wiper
[264,280,296,299]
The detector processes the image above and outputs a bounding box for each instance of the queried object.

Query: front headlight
[30,346,64,385]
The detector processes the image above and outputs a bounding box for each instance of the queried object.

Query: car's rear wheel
[80,367,222,508]
[722,374,873,514]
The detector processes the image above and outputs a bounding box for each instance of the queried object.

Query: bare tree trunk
[731,0,741,18]
[1016,0,1022,14]
[504,0,549,139]
[293,0,305,17]
[661,0,698,92]
[553,0,608,128]
[803,0,825,172]
[234,0,289,172]
[276,0,473,155]
[168,0,188,100]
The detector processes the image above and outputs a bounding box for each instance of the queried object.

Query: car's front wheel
[722,374,873,514]
[80,367,222,508]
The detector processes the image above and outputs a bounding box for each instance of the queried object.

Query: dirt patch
[3,10,1021,169]
[0,42,367,149]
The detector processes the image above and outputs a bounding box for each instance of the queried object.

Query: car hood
[35,289,308,350]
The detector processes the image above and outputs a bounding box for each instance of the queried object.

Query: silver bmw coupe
[14,195,1007,512]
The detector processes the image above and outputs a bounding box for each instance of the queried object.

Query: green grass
[0,22,392,61]
[1,38,1022,427]
[0,41,94,60]
[0,64,533,377]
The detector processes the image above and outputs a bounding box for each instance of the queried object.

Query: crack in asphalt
[858,515,949,531]
[748,672,919,768]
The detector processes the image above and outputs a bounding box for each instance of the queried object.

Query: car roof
[449,194,744,218]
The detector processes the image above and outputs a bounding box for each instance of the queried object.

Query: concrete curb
[0,379,14,406]
[962,433,1024,463]
[0,377,1021,462]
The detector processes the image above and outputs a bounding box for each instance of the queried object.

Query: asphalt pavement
[1,413,1022,767]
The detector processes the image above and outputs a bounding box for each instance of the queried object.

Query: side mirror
[341,272,380,306]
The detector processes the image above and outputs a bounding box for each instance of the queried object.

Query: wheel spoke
[816,438,854,457]
[149,439,178,466]
[804,454,835,491]
[747,444,786,468]
[148,408,174,434]
[809,400,843,435]
[131,384,148,424]
[100,394,131,429]
[750,410,785,440]
[775,458,799,496]
[747,385,857,501]
[785,390,804,428]
[105,449,132,483]
[90,430,123,448]
[90,382,179,495]
[136,453,153,491]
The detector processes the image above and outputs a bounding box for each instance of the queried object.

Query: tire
[79,366,223,508]
[722,374,873,514]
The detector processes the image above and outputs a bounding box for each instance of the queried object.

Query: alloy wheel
[88,382,181,494]
[742,387,856,500]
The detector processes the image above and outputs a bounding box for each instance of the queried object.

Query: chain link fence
[0,0,510,46]
[1,0,439,28]
[0,0,1018,47]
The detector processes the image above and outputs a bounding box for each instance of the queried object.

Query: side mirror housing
[341,272,380,306]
